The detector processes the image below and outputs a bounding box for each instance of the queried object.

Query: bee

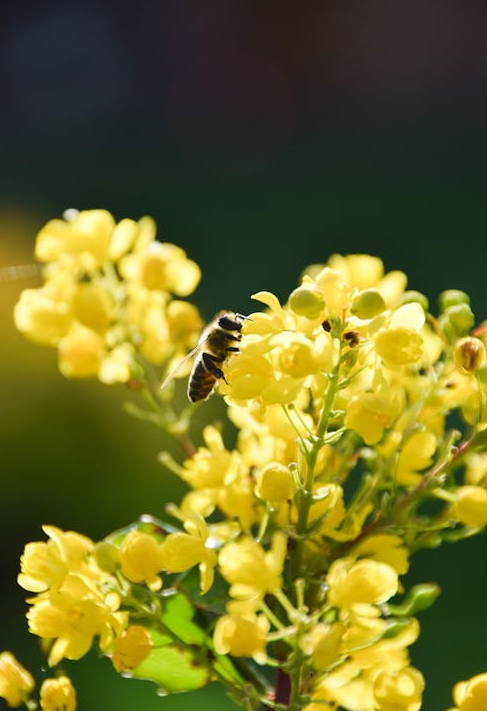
[160,311,247,402]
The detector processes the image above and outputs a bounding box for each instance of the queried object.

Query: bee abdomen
[187,360,218,402]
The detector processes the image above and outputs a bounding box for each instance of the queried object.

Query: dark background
[2,2,487,709]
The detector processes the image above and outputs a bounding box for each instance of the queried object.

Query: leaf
[160,593,206,645]
[129,595,245,694]
[131,643,211,693]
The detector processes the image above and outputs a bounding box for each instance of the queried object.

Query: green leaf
[160,593,206,645]
[131,643,211,693]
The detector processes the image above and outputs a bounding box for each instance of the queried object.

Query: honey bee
[160,311,247,402]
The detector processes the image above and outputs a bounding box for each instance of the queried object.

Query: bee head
[217,313,245,332]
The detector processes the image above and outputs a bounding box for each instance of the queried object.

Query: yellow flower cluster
[14,209,202,383]
[9,241,487,711]
[18,525,128,667]
[0,651,76,710]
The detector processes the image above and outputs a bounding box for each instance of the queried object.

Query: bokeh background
[2,1,487,709]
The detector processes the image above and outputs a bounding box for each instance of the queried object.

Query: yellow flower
[179,426,256,529]
[374,303,426,367]
[373,666,424,711]
[327,557,398,609]
[57,324,105,379]
[119,227,201,296]
[307,484,346,536]
[35,209,116,269]
[120,531,165,592]
[345,390,402,445]
[159,513,217,594]
[18,525,94,593]
[395,430,437,486]
[303,623,345,670]
[255,462,296,503]
[110,625,153,673]
[182,426,241,490]
[451,671,487,711]
[451,486,487,528]
[213,611,269,662]
[0,652,35,708]
[40,675,76,711]
[72,282,112,333]
[218,533,287,606]
[454,337,487,375]
[27,584,127,665]
[13,285,73,347]
[352,534,409,575]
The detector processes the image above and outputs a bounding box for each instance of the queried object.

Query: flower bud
[255,462,296,502]
[447,303,475,335]
[350,289,386,319]
[92,541,120,573]
[454,337,486,374]
[439,289,470,311]
[400,290,429,312]
[40,675,76,711]
[111,626,152,672]
[288,286,325,320]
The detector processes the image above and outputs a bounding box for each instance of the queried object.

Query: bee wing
[159,342,205,391]
[0,263,40,281]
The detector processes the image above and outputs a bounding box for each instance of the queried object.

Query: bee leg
[202,352,225,380]
[226,347,239,353]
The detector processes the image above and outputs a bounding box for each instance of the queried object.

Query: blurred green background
[2,2,487,709]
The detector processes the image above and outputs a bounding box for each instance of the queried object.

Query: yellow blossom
[72,282,112,332]
[375,328,424,367]
[18,525,94,593]
[179,426,256,529]
[345,390,401,445]
[110,625,153,672]
[303,622,345,670]
[454,337,487,374]
[27,583,127,665]
[159,513,217,594]
[35,209,116,269]
[451,486,487,528]
[218,533,286,606]
[373,666,424,711]
[395,430,437,486]
[213,611,269,662]
[13,285,72,347]
[255,462,296,502]
[40,675,76,711]
[120,530,165,591]
[119,233,201,296]
[308,484,346,536]
[0,652,35,708]
[451,671,487,711]
[57,323,105,379]
[327,557,398,609]
[352,534,409,575]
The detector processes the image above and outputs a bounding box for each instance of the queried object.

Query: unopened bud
[448,303,475,335]
[385,583,441,617]
[439,289,470,311]
[255,462,296,502]
[93,541,120,573]
[350,289,386,320]
[454,337,486,374]
[289,286,325,320]
[401,290,429,312]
